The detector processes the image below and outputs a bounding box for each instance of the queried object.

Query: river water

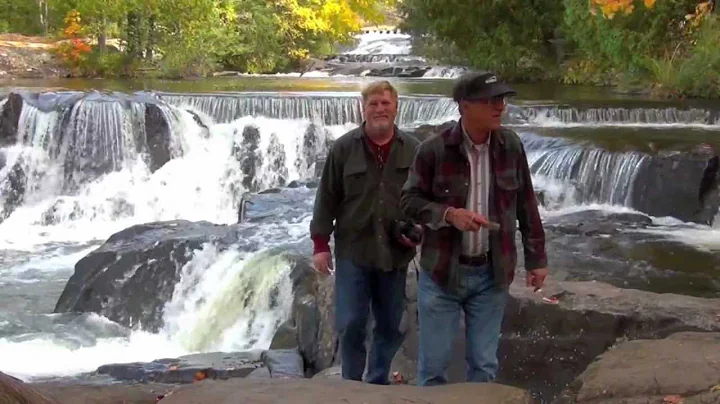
[1,37,720,382]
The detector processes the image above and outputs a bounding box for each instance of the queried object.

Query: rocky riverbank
[0,209,709,403]
[0,34,69,80]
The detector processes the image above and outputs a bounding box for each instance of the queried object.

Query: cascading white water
[510,105,720,128]
[0,95,351,380]
[528,146,647,208]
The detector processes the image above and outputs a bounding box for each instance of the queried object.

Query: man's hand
[446,207,493,231]
[398,224,424,248]
[526,267,548,290]
[312,252,333,275]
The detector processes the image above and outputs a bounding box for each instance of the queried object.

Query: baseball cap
[452,71,517,102]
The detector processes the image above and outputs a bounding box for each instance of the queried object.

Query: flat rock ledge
[554,331,720,404]
[4,371,531,404]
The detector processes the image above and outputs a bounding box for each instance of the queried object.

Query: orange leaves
[54,9,92,69]
[685,1,714,30]
[590,0,656,19]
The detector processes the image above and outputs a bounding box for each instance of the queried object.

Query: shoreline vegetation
[0,0,718,100]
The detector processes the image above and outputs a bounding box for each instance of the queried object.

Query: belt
[458,252,490,266]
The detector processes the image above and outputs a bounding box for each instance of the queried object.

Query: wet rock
[144,103,173,172]
[0,371,60,404]
[543,209,653,236]
[0,92,23,146]
[96,351,262,384]
[554,332,720,404]
[261,349,305,379]
[0,159,26,223]
[53,220,242,331]
[630,152,720,225]
[159,378,531,404]
[270,320,298,349]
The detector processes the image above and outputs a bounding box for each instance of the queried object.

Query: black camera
[393,220,423,244]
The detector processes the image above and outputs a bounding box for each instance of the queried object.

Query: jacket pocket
[495,170,519,192]
[343,163,367,198]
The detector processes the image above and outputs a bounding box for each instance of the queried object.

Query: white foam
[0,331,187,381]
[0,111,351,251]
[343,33,413,55]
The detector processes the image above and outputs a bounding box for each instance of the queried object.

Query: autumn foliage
[590,0,656,18]
[53,10,92,69]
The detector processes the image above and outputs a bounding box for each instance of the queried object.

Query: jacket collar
[444,119,505,148]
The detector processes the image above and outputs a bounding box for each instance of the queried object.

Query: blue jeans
[417,264,509,386]
[334,259,407,384]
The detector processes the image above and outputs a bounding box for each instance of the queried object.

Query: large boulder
[53,220,242,331]
[278,260,720,402]
[498,278,720,402]
[53,185,318,334]
[554,332,720,404]
[0,371,60,404]
[630,152,720,225]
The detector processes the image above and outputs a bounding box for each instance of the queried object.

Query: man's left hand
[398,224,424,248]
[526,267,548,290]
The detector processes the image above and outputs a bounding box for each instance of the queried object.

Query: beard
[367,119,392,133]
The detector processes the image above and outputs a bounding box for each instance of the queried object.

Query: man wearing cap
[400,71,548,386]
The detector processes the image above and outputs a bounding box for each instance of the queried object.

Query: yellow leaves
[590,0,633,19]
[590,0,656,19]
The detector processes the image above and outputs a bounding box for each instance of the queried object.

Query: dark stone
[53,220,241,331]
[629,152,720,225]
[144,103,173,172]
[96,351,261,384]
[261,349,305,379]
[238,125,261,192]
[0,93,23,146]
[542,210,653,236]
[270,320,298,349]
[0,159,26,223]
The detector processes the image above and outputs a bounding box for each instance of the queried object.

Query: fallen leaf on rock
[662,395,684,404]
[711,384,720,392]
[194,371,207,382]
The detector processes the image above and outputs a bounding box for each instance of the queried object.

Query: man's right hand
[312,252,333,275]
[446,207,492,231]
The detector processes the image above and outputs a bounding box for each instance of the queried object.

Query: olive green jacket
[310,124,420,270]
